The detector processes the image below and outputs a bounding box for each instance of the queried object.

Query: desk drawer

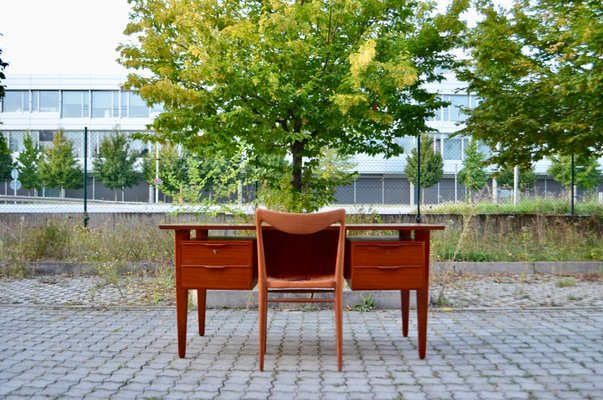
[179,240,256,289]
[349,241,426,290]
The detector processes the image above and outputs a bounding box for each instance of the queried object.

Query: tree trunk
[291,140,306,192]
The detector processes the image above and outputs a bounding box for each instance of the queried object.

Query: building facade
[1,73,599,205]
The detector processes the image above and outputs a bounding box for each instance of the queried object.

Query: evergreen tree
[93,134,141,201]
[458,140,489,198]
[548,154,601,194]
[404,134,444,193]
[39,131,83,197]
[0,133,13,182]
[16,134,42,194]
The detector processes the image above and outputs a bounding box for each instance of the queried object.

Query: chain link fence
[1,130,602,220]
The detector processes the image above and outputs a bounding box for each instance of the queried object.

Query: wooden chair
[255,208,346,371]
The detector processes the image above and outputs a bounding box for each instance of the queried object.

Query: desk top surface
[159,223,445,231]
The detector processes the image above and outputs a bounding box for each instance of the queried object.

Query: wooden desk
[159,223,445,360]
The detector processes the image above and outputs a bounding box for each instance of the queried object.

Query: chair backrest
[255,208,346,280]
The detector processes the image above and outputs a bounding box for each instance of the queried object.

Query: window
[443,137,462,160]
[92,91,113,118]
[62,91,90,118]
[127,92,149,118]
[7,131,25,152]
[428,95,442,121]
[445,95,468,122]
[2,91,29,112]
[39,91,60,112]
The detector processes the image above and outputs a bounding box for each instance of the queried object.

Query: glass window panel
[9,131,25,152]
[443,137,462,160]
[83,91,89,117]
[447,95,468,121]
[121,92,128,117]
[92,91,112,118]
[112,91,120,117]
[32,91,39,112]
[151,102,164,113]
[128,92,149,118]
[64,131,83,157]
[2,91,25,112]
[62,91,84,118]
[39,91,59,112]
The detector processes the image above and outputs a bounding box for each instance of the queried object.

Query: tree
[93,134,141,201]
[458,140,489,197]
[118,0,468,211]
[0,47,8,99]
[39,131,83,197]
[404,134,444,201]
[496,165,536,193]
[0,134,13,182]
[142,144,188,203]
[548,154,601,195]
[458,0,603,168]
[16,133,43,194]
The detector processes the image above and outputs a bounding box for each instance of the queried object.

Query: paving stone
[1,277,603,400]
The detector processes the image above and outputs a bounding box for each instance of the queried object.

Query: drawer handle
[195,265,246,269]
[376,265,404,270]
[199,243,229,247]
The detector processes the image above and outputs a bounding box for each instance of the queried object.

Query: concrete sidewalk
[1,305,602,399]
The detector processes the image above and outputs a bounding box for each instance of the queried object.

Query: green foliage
[16,134,43,192]
[0,133,13,182]
[548,154,601,191]
[39,131,83,196]
[458,140,489,194]
[119,0,468,211]
[142,144,187,202]
[496,165,536,193]
[556,278,577,288]
[0,48,7,99]
[349,294,375,312]
[458,0,603,168]
[257,148,357,212]
[404,134,443,189]
[426,197,603,216]
[93,133,141,200]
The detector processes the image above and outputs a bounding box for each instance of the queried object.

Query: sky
[0,0,132,75]
[0,0,512,76]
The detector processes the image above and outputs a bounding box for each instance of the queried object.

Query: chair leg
[258,288,267,371]
[335,287,343,371]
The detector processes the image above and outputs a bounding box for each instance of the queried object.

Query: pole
[83,127,89,227]
[416,135,421,223]
[570,153,575,216]
[513,165,519,205]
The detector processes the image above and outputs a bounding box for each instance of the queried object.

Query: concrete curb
[13,260,603,276]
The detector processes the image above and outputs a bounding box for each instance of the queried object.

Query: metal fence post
[83,127,89,227]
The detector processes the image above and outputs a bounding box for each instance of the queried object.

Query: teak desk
[159,223,445,360]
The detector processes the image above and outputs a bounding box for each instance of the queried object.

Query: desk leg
[176,288,188,358]
[197,289,207,336]
[417,288,428,359]
[400,290,410,337]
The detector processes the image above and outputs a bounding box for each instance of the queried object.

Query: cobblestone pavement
[1,273,603,399]
[1,306,602,399]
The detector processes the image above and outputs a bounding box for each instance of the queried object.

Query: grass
[425,196,603,216]
[0,205,601,280]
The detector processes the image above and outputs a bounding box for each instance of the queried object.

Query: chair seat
[266,273,336,289]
